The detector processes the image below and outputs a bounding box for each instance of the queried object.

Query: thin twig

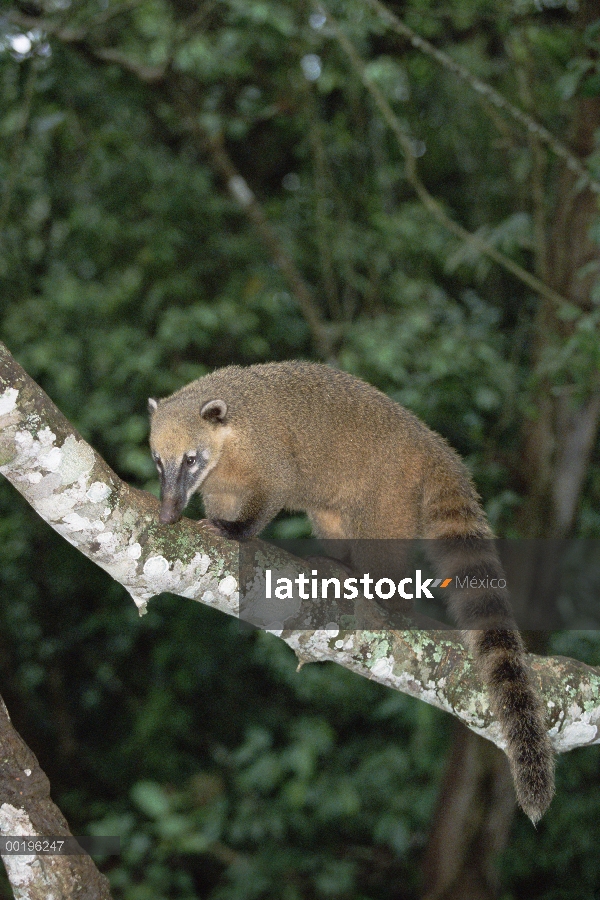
[0,56,38,237]
[167,82,332,357]
[305,89,342,320]
[325,8,570,310]
[512,35,548,281]
[360,0,600,195]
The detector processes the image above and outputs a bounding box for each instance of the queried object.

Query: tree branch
[0,697,113,900]
[324,8,571,311]
[0,343,598,766]
[361,0,600,196]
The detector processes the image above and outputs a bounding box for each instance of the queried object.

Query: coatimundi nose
[159,500,182,525]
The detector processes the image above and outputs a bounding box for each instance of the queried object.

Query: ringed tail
[423,464,555,822]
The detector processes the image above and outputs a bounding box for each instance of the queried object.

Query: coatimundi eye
[185,454,197,467]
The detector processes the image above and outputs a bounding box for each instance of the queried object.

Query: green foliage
[85,635,444,900]
[0,0,599,898]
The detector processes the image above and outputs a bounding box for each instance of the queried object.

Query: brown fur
[149,361,554,821]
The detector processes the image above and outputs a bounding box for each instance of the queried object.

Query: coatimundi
[148,361,554,822]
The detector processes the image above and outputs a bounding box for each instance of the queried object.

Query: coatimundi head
[148,395,231,524]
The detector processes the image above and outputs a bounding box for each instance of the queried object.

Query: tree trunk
[0,695,114,900]
[421,723,515,900]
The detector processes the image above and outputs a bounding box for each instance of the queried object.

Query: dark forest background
[1,0,600,897]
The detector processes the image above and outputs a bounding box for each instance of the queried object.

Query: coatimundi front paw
[197,519,228,538]
[208,518,256,540]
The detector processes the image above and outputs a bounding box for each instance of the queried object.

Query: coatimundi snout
[148,361,554,822]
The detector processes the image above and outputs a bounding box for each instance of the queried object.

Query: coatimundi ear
[148,398,158,415]
[200,398,228,423]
